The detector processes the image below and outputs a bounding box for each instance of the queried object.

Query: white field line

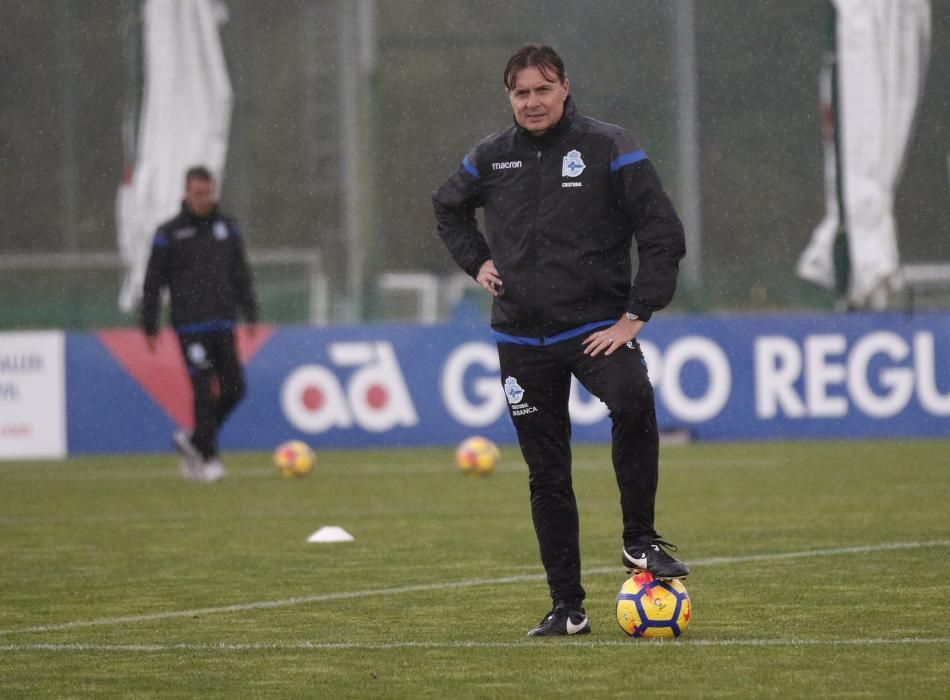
[2,637,949,653]
[1,539,948,638]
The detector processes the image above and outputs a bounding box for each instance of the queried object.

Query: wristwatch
[625,312,639,322]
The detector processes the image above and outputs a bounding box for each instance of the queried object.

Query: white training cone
[307,526,354,543]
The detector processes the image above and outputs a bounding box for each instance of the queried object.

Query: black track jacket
[140,202,257,336]
[433,97,685,337]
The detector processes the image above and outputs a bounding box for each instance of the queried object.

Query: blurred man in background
[141,166,258,482]
[434,44,688,636]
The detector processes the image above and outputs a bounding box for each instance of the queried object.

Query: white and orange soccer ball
[273,440,315,479]
[455,436,500,477]
[616,571,691,638]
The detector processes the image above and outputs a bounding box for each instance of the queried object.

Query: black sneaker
[622,538,690,579]
[527,601,591,637]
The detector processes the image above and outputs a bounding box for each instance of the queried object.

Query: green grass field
[1,440,948,698]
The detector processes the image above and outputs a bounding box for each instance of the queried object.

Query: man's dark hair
[185,165,213,185]
[503,44,566,91]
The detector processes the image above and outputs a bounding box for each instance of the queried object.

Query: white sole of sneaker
[178,458,204,482]
[623,566,689,580]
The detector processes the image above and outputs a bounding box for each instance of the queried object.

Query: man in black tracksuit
[141,166,257,482]
[433,45,688,636]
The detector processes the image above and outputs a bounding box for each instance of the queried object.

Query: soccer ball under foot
[616,571,691,638]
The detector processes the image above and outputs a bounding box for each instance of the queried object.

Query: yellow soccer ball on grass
[273,440,315,479]
[455,436,500,477]
[616,571,691,638]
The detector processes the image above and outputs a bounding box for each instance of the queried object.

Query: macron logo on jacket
[464,157,524,175]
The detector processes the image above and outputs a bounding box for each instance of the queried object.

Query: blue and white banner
[0,331,67,459]
[65,311,950,455]
[639,312,950,440]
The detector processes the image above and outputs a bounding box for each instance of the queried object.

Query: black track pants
[497,335,660,605]
[177,330,246,460]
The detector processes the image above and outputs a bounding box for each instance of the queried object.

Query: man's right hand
[145,334,158,352]
[476,260,504,297]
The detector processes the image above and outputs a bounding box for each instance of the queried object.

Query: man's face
[185,177,216,217]
[508,65,570,136]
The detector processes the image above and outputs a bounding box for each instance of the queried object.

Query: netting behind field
[1,0,948,329]
[0,251,323,331]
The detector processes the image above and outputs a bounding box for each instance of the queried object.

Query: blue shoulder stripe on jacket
[153,233,169,248]
[462,155,480,178]
[609,149,648,172]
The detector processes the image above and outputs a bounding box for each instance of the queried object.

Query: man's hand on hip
[476,260,504,297]
[582,316,645,357]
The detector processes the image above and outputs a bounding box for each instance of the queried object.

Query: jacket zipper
[532,149,544,344]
